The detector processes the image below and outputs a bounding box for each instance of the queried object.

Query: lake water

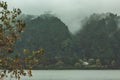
[5,70,120,80]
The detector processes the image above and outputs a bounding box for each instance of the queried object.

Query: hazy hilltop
[14,13,120,69]
[15,13,75,68]
[75,13,120,65]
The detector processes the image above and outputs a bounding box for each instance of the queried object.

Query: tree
[74,62,81,68]
[88,58,95,65]
[96,59,102,68]
[0,1,44,80]
[55,60,64,68]
[76,13,118,59]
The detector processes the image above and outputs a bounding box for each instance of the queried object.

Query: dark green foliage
[76,13,120,67]
[15,14,75,68]
[15,13,120,69]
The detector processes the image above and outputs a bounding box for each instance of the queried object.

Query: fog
[4,0,120,33]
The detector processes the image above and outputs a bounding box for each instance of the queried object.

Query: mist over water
[4,0,120,33]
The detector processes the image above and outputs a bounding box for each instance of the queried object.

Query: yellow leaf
[23,49,29,55]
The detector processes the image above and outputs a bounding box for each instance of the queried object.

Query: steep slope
[15,14,74,66]
[75,13,120,66]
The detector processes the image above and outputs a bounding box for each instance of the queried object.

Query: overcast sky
[3,0,120,33]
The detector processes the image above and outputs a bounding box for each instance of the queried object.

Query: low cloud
[4,0,120,33]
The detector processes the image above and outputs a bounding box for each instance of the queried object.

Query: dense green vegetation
[15,13,120,69]
[75,13,120,69]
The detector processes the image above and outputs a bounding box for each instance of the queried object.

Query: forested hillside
[15,14,75,69]
[75,13,120,68]
[14,13,120,69]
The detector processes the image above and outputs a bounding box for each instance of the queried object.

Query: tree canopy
[0,1,44,80]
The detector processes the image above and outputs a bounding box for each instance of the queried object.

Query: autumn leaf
[23,49,29,55]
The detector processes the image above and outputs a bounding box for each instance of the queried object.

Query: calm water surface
[5,70,120,80]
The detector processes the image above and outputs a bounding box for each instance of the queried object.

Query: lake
[5,70,120,80]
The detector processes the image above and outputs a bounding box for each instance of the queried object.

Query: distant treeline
[14,13,120,69]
